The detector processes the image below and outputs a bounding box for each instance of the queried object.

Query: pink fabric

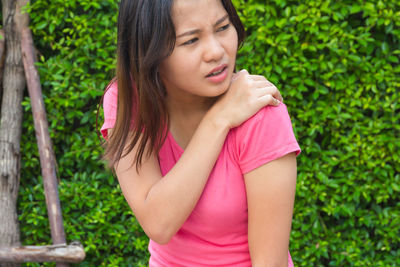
[101,83,300,266]
[100,82,118,140]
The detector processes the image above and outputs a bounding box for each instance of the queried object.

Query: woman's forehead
[172,0,227,31]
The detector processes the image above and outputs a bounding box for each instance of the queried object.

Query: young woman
[101,0,300,266]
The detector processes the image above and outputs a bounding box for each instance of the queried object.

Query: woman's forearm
[139,107,230,243]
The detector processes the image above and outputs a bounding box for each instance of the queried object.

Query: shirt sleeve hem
[241,142,301,174]
[100,118,116,140]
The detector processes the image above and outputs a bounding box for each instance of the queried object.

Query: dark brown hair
[103,0,245,169]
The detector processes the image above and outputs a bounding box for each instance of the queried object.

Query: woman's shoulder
[103,80,118,103]
[230,103,300,173]
[235,102,293,134]
[101,80,118,139]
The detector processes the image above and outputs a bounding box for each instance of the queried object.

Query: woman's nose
[203,36,224,62]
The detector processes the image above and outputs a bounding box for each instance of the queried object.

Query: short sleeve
[234,103,301,174]
[100,82,118,140]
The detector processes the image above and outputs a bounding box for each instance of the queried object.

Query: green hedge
[14,0,400,266]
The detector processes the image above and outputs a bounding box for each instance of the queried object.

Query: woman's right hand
[212,69,283,129]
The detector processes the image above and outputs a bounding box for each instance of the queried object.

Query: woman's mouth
[206,66,227,77]
[206,65,228,83]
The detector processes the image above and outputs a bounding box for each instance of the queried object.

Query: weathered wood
[20,14,72,267]
[0,0,27,265]
[20,26,67,247]
[0,29,5,106]
[0,242,85,263]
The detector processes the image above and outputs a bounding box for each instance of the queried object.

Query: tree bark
[0,0,27,266]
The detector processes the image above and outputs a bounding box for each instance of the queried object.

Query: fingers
[274,90,283,102]
[254,82,283,102]
[255,86,277,97]
[250,74,267,81]
[252,80,274,88]
[234,69,283,105]
[251,76,284,103]
[257,93,281,107]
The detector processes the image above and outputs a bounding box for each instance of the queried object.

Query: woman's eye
[182,38,198,46]
[217,24,230,32]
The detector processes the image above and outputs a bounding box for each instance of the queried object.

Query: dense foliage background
[7,0,399,266]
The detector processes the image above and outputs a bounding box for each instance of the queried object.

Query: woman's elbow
[148,231,173,245]
[143,222,177,245]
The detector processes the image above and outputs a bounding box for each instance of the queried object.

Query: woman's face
[160,0,239,104]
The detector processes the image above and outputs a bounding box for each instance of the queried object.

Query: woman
[101,0,300,266]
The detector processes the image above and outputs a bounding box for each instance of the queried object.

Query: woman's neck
[166,93,217,122]
[166,94,218,149]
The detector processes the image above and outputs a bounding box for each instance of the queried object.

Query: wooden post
[20,26,69,267]
[0,243,85,263]
[0,29,5,100]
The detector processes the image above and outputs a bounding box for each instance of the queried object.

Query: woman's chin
[207,84,230,98]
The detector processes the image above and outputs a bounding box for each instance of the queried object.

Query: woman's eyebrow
[176,14,229,39]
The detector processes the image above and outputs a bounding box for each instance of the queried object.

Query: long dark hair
[103,0,245,169]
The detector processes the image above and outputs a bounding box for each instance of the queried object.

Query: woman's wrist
[205,104,231,133]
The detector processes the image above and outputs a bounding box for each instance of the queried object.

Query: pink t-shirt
[101,82,301,266]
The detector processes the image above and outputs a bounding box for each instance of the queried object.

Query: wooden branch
[20,24,70,252]
[0,29,5,103]
[20,13,74,267]
[0,242,85,263]
[20,24,65,243]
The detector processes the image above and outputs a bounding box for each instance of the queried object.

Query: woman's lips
[206,66,228,83]
[206,64,228,77]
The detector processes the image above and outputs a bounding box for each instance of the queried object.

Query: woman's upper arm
[115,143,161,214]
[244,152,297,267]
[108,129,162,230]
